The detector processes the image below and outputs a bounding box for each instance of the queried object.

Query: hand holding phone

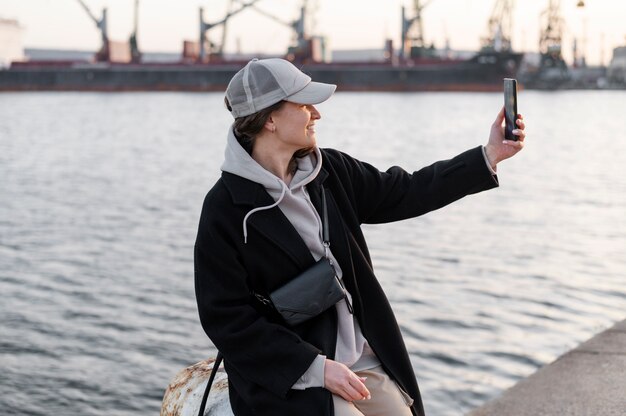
[504,78,519,141]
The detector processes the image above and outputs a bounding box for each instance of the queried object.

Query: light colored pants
[332,366,414,416]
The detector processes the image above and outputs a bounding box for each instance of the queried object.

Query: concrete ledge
[468,319,626,416]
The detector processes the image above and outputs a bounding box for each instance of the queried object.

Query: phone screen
[504,78,518,141]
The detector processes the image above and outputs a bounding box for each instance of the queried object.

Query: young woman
[194,58,526,416]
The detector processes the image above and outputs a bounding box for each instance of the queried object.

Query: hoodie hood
[221,125,323,243]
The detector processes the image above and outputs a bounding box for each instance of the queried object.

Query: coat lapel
[222,172,313,269]
[221,167,358,296]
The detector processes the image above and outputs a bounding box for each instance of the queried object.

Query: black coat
[194,146,498,416]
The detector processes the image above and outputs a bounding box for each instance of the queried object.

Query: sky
[2,0,626,66]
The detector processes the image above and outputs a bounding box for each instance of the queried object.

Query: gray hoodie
[221,127,380,390]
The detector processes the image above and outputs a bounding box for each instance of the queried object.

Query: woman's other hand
[484,106,526,169]
[324,359,371,402]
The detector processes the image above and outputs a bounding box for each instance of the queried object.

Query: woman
[194,58,525,416]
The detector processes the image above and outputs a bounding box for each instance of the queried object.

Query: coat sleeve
[194,206,321,398]
[324,145,498,224]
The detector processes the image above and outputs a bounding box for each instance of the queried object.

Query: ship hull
[0,52,522,92]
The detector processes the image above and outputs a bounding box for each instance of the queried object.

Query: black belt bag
[255,187,353,326]
[269,256,346,326]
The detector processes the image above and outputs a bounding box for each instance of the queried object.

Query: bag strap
[321,187,330,258]
[197,351,223,416]
[320,188,353,314]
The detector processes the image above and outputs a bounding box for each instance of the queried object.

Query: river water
[1,91,625,416]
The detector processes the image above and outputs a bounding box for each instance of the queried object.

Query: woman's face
[270,102,321,151]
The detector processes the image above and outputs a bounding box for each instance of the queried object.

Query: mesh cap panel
[226,62,285,118]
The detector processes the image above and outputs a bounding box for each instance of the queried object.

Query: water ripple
[2,91,626,416]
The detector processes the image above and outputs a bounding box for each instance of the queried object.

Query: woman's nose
[309,105,321,120]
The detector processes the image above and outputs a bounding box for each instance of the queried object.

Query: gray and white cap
[225,58,337,118]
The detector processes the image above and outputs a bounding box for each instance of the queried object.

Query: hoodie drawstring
[242,180,288,244]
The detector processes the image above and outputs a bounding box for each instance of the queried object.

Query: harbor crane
[129,0,141,63]
[238,0,307,45]
[199,0,262,61]
[224,0,314,62]
[521,0,587,88]
[219,0,236,57]
[236,0,310,61]
[75,0,109,61]
[75,0,138,62]
[400,0,435,60]
[540,0,585,62]
[481,0,515,52]
[539,0,566,68]
[522,0,570,88]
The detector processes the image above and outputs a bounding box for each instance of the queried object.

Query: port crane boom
[205,0,311,62]
[242,0,306,39]
[401,0,434,59]
[129,0,141,63]
[482,0,515,52]
[219,0,235,57]
[540,0,564,56]
[522,0,570,88]
[75,0,108,50]
[233,0,309,57]
[199,0,262,61]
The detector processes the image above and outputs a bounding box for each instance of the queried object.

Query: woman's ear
[264,116,276,134]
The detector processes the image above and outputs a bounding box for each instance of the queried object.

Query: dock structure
[468,319,626,416]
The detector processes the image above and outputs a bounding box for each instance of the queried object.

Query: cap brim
[285,81,336,105]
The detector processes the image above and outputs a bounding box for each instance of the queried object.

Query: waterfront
[1,91,625,415]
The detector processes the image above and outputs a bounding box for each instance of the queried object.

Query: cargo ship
[0,49,523,93]
[0,1,523,92]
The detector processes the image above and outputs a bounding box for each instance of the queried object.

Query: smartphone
[504,78,518,141]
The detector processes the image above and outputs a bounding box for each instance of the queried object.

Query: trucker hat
[225,58,337,118]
